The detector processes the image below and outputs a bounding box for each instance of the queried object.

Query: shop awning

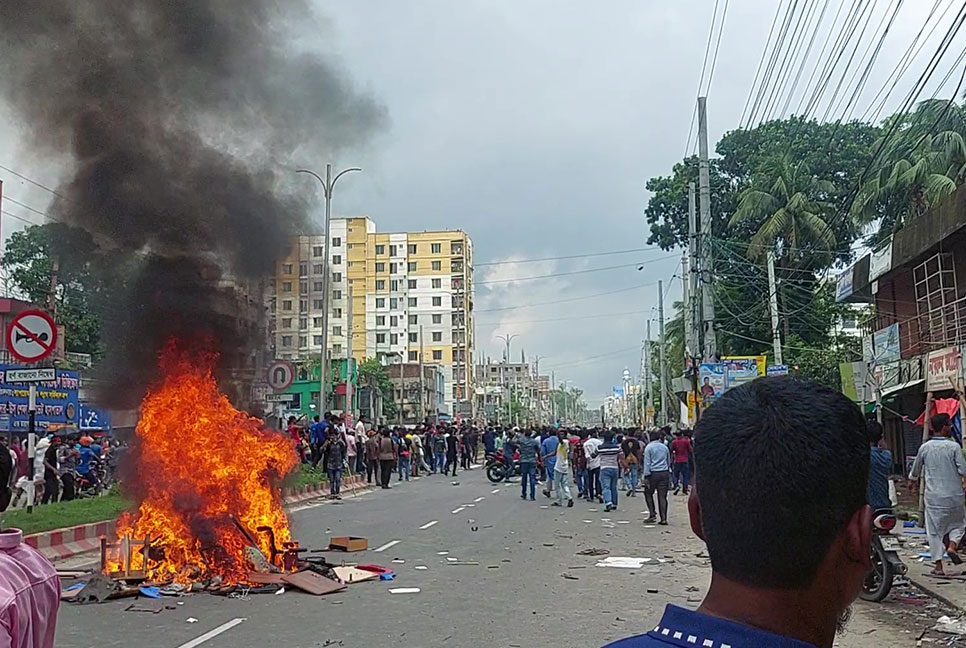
[881,378,925,398]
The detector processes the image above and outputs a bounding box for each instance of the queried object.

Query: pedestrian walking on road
[445,427,459,477]
[670,430,692,495]
[643,429,671,525]
[573,431,588,498]
[621,431,642,497]
[309,415,326,468]
[517,429,539,500]
[377,429,397,489]
[596,430,624,512]
[909,413,966,576]
[606,376,872,648]
[584,429,602,503]
[324,432,346,498]
[397,433,412,482]
[432,429,446,475]
[365,431,379,484]
[552,428,574,507]
[540,429,559,498]
[354,416,367,474]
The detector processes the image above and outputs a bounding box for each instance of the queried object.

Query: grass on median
[281,463,329,489]
[1,491,133,536]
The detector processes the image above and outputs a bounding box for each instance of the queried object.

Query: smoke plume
[0,1,386,405]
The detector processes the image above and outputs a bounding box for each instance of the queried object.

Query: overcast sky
[0,1,956,406]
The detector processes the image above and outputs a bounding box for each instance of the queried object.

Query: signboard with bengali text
[926,346,962,392]
[0,364,79,433]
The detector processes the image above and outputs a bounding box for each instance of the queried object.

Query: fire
[108,342,298,584]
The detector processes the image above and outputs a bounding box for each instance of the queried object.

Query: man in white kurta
[909,413,966,575]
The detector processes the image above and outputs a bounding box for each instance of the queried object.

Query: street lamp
[495,333,519,426]
[297,164,362,413]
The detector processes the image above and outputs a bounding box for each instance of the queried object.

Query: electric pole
[767,251,783,365]
[658,280,668,426]
[682,252,691,360]
[698,97,717,361]
[345,286,353,417]
[418,324,425,422]
[644,319,652,427]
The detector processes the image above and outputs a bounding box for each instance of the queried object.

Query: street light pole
[297,164,362,413]
[496,333,518,427]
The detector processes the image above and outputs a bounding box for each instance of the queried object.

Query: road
[57,469,961,648]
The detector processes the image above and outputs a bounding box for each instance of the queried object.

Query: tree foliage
[357,357,397,420]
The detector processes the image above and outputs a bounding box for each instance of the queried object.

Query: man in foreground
[909,413,966,576]
[642,429,671,525]
[606,376,870,648]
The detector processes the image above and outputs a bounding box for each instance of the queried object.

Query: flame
[108,342,298,583]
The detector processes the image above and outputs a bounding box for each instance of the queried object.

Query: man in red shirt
[670,430,693,495]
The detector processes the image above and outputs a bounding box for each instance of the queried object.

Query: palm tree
[729,156,836,262]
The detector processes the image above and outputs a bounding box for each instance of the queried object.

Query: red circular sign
[267,360,295,391]
[6,310,57,363]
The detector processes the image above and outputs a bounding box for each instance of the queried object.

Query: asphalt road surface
[56,469,960,648]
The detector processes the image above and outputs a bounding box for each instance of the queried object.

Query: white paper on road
[595,557,653,569]
[389,587,421,594]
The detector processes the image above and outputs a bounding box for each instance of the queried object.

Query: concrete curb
[25,474,371,562]
[908,574,966,613]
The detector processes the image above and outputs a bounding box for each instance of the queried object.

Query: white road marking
[474,496,485,502]
[491,489,500,494]
[373,540,401,553]
[419,520,438,530]
[451,507,465,514]
[176,618,246,648]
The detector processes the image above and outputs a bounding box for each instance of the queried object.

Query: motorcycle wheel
[486,463,507,483]
[860,541,894,602]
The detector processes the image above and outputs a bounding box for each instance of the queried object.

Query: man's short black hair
[932,413,951,433]
[694,376,867,590]
[866,420,883,445]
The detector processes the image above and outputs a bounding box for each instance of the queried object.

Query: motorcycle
[485,450,520,483]
[860,508,907,602]
[75,459,108,499]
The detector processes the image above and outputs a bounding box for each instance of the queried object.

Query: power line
[0,164,62,198]
[475,254,677,286]
[477,308,651,327]
[2,196,48,219]
[474,247,654,267]
[474,283,655,313]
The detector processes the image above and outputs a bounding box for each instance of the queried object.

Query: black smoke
[0,1,386,405]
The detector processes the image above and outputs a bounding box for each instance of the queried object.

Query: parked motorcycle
[860,509,907,602]
[485,450,520,483]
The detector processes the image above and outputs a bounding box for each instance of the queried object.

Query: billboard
[0,365,80,433]
[723,355,766,390]
[872,323,900,364]
[698,363,726,404]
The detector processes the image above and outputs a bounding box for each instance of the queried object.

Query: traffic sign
[266,360,295,391]
[6,310,57,364]
[6,367,55,382]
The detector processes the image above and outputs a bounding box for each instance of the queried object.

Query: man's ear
[688,487,705,541]
[843,504,873,568]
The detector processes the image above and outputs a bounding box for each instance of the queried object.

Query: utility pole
[766,251,783,365]
[551,371,557,424]
[697,97,717,361]
[418,324,425,422]
[682,252,691,361]
[645,319,653,427]
[297,164,362,412]
[658,280,668,426]
[687,181,701,356]
[345,286,353,417]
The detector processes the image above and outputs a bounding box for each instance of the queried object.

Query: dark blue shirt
[541,435,559,465]
[309,421,327,445]
[868,446,893,511]
[604,604,816,648]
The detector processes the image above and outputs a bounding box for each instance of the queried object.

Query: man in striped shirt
[594,430,625,512]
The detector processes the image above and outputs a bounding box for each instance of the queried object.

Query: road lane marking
[419,520,438,530]
[451,507,465,514]
[474,496,485,502]
[373,540,401,553]
[176,618,246,648]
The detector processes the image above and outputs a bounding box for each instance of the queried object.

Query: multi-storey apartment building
[273,218,474,416]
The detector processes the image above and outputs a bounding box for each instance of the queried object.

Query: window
[298,335,307,347]
[375,244,385,255]
[390,333,399,345]
[432,332,442,342]
[407,262,417,272]
[408,333,418,343]
[312,246,323,257]
[313,281,323,291]
[408,297,417,307]
[282,263,293,274]
[332,237,341,247]
[390,280,400,291]
[333,308,343,318]
[431,261,442,271]
[282,299,292,311]
[389,245,398,256]
[332,255,342,265]
[333,326,342,335]
[376,262,385,272]
[408,279,417,289]
[451,241,463,255]
[376,297,386,308]
[376,333,386,343]
[313,335,322,345]
[389,297,397,309]
[313,299,323,309]
[408,351,418,362]
[299,262,307,276]
[299,299,308,312]
[409,314,418,325]
[281,335,292,347]
[390,315,399,326]
[281,318,292,328]
[333,343,342,354]
[408,244,417,254]
[332,272,342,282]
[390,263,398,274]
[432,278,442,289]
[432,296,442,307]
[431,243,441,254]
[312,263,323,274]
[333,290,342,300]
[313,317,322,327]
[299,280,307,293]
[432,314,442,324]
[299,318,307,329]
[377,279,387,291]
[282,281,292,292]
[376,315,386,326]
[432,350,442,361]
